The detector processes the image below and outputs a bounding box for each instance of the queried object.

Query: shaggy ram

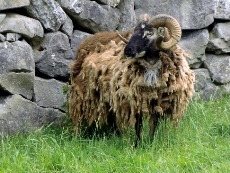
[69,14,195,146]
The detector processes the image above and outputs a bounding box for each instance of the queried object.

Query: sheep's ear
[157,27,165,38]
[138,13,150,22]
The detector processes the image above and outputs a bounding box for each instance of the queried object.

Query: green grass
[1,95,230,173]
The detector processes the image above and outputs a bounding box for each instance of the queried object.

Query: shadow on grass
[209,123,230,137]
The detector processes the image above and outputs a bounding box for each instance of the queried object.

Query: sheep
[69,14,195,146]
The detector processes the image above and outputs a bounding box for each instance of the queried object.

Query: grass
[0,95,230,173]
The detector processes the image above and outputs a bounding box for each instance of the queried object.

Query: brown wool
[69,38,195,132]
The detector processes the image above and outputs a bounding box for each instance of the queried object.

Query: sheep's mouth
[126,51,146,59]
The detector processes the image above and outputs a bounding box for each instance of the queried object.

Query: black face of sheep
[124,22,164,58]
[124,14,182,59]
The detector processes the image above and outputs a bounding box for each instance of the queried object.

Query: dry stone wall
[0,0,230,135]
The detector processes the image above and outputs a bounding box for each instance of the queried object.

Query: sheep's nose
[124,47,135,57]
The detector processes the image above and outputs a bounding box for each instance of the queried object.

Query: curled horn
[150,14,182,50]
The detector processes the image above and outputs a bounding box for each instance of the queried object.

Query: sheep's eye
[143,31,153,38]
[146,32,153,36]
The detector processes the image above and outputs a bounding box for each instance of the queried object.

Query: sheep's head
[124,14,182,59]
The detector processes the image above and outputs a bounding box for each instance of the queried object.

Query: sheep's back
[70,31,132,82]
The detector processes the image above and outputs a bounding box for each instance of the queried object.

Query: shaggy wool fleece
[69,39,195,132]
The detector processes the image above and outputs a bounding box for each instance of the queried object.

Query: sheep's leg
[149,113,160,139]
[135,113,143,147]
[108,110,121,137]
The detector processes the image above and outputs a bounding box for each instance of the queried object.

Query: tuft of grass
[0,95,230,172]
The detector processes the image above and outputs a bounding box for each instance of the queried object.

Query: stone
[221,83,230,94]
[193,68,222,100]
[0,72,34,100]
[71,30,92,56]
[0,94,65,136]
[196,83,222,101]
[94,0,120,7]
[0,14,6,23]
[194,68,212,92]
[0,0,30,10]
[0,41,35,74]
[58,0,121,32]
[207,22,230,54]
[204,54,230,84]
[34,32,74,80]
[57,0,83,15]
[179,29,209,68]
[117,0,137,31]
[0,13,43,39]
[214,0,230,20]
[34,77,67,111]
[135,0,215,29]
[207,38,229,54]
[6,33,22,42]
[0,33,5,42]
[26,0,67,31]
[35,50,72,81]
[61,15,74,37]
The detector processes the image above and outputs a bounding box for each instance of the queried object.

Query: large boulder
[117,0,136,31]
[26,0,67,31]
[58,0,121,32]
[204,54,230,84]
[179,29,209,68]
[70,30,92,56]
[60,15,74,37]
[207,22,230,54]
[0,41,35,74]
[34,77,67,111]
[0,13,43,39]
[193,68,222,100]
[0,0,30,10]
[0,72,34,100]
[214,0,230,20]
[34,32,74,81]
[0,94,65,136]
[135,0,215,29]
[0,41,35,100]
